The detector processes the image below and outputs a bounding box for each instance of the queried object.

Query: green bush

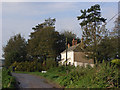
[2,68,16,88]
[111,59,120,66]
[10,61,42,72]
[10,58,57,72]
[61,66,93,88]
[9,60,120,88]
[37,62,120,88]
[42,58,57,71]
[89,61,119,88]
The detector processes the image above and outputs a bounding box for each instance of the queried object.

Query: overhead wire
[98,2,119,25]
[106,12,120,24]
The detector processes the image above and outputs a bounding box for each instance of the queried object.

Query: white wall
[60,51,94,68]
[60,51,74,65]
[74,61,94,67]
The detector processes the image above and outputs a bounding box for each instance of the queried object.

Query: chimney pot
[75,40,77,45]
[72,39,77,46]
[68,43,70,48]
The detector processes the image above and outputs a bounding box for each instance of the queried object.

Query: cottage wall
[60,51,94,67]
[60,51,74,65]
[74,62,94,67]
[74,52,94,67]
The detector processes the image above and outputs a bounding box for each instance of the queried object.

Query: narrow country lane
[12,73,58,88]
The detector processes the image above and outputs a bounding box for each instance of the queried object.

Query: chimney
[72,39,77,46]
[68,43,70,48]
[81,36,83,44]
[72,39,74,46]
[81,36,84,48]
[74,40,77,45]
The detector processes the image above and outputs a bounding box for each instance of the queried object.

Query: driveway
[12,73,59,88]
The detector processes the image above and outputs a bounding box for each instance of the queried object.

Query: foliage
[77,4,106,63]
[111,59,120,66]
[28,18,65,61]
[109,16,120,59]
[112,15,120,37]
[43,58,57,70]
[27,62,120,88]
[10,61,41,72]
[10,58,57,72]
[61,31,80,46]
[3,34,27,67]
[96,36,118,61]
[91,62,119,88]
[0,69,1,88]
[95,15,120,62]
[32,18,56,31]
[2,68,16,88]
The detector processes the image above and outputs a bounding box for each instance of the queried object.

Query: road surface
[12,73,59,88]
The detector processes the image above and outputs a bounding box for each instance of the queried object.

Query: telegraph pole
[66,37,67,66]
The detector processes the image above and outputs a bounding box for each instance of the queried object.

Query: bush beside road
[15,62,120,88]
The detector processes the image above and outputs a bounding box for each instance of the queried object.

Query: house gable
[60,51,74,65]
[60,39,94,67]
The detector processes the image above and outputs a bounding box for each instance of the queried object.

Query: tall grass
[0,68,2,89]
[31,62,120,88]
[2,68,16,88]
[13,61,120,88]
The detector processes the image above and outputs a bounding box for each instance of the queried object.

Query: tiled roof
[61,43,83,53]
[74,52,94,64]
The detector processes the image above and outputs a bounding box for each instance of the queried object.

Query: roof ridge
[61,43,81,53]
[69,43,80,48]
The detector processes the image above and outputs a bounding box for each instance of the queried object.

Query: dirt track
[12,73,58,88]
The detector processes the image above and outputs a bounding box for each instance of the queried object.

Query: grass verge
[2,67,18,89]
[15,63,120,88]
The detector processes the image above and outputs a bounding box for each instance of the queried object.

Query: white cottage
[59,39,94,67]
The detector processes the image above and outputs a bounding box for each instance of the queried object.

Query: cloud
[2,2,77,17]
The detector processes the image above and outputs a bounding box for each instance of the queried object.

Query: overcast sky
[1,1,118,59]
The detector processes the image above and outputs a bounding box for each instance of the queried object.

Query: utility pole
[66,37,67,66]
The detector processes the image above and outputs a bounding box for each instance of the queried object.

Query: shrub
[10,58,57,72]
[2,68,16,88]
[39,61,120,88]
[42,58,57,71]
[91,62,120,88]
[111,59,120,66]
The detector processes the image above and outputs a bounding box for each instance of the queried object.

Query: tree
[27,18,65,62]
[108,15,120,59]
[61,31,80,46]
[113,15,120,59]
[96,36,118,62]
[94,15,120,61]
[3,34,27,67]
[77,4,106,63]
[112,15,120,36]
[31,18,56,32]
